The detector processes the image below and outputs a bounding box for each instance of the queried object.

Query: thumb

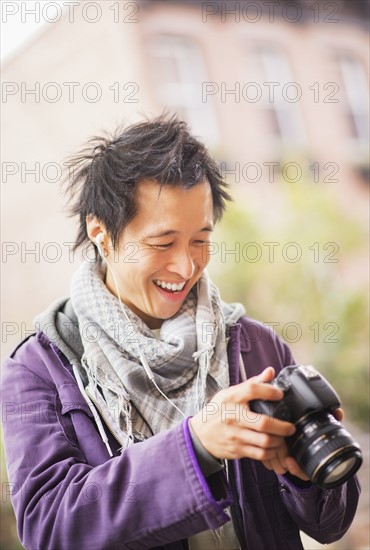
[255,366,276,383]
[333,407,344,422]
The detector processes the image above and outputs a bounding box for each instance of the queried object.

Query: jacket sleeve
[277,473,361,544]
[239,317,361,544]
[276,329,361,543]
[1,342,231,550]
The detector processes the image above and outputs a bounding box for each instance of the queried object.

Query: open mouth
[153,279,187,294]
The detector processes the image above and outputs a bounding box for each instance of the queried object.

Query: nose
[166,247,195,280]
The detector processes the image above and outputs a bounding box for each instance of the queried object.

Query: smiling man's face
[104,179,214,329]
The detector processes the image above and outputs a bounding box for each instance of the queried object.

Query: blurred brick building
[2,4,369,347]
[1,1,369,549]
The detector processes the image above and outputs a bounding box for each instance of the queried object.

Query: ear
[85,215,108,243]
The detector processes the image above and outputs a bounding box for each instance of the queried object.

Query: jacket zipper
[227,459,248,549]
[226,461,242,548]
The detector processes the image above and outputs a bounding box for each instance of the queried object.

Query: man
[1,116,360,549]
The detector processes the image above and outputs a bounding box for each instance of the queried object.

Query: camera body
[250,364,340,422]
[250,365,362,488]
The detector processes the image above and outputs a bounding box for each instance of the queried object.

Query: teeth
[154,280,186,292]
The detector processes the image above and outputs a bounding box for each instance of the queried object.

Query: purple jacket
[1,301,360,550]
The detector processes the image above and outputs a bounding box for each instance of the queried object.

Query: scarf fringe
[71,261,245,446]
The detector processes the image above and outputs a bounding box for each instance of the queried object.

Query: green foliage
[209,177,369,428]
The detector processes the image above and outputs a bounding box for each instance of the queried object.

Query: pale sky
[1,1,66,62]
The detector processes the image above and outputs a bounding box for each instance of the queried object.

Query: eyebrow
[143,226,213,239]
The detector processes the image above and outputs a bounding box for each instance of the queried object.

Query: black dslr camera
[249,365,362,488]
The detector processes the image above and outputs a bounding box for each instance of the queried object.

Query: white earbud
[94,232,104,258]
[95,232,104,246]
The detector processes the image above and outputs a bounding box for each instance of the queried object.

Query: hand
[333,407,344,422]
[262,407,346,480]
[190,367,296,463]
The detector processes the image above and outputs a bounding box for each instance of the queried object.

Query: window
[147,35,219,148]
[339,55,369,146]
[255,47,307,149]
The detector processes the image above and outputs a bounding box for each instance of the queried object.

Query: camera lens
[287,411,362,489]
[322,454,361,486]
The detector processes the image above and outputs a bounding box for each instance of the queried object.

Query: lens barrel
[288,411,363,489]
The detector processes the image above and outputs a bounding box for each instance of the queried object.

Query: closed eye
[150,240,209,249]
[151,243,173,249]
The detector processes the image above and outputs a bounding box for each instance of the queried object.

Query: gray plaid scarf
[70,260,245,449]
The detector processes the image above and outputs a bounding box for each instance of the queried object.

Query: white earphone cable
[97,237,186,419]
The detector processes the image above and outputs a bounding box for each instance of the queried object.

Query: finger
[333,408,344,422]
[262,441,289,475]
[231,379,284,404]
[276,440,289,462]
[266,455,288,475]
[275,442,290,473]
[238,430,284,450]
[228,367,282,402]
[238,445,277,462]
[254,366,275,383]
[283,456,310,481]
[245,413,296,437]
[262,459,273,470]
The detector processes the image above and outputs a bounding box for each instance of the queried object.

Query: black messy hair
[63,114,232,262]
